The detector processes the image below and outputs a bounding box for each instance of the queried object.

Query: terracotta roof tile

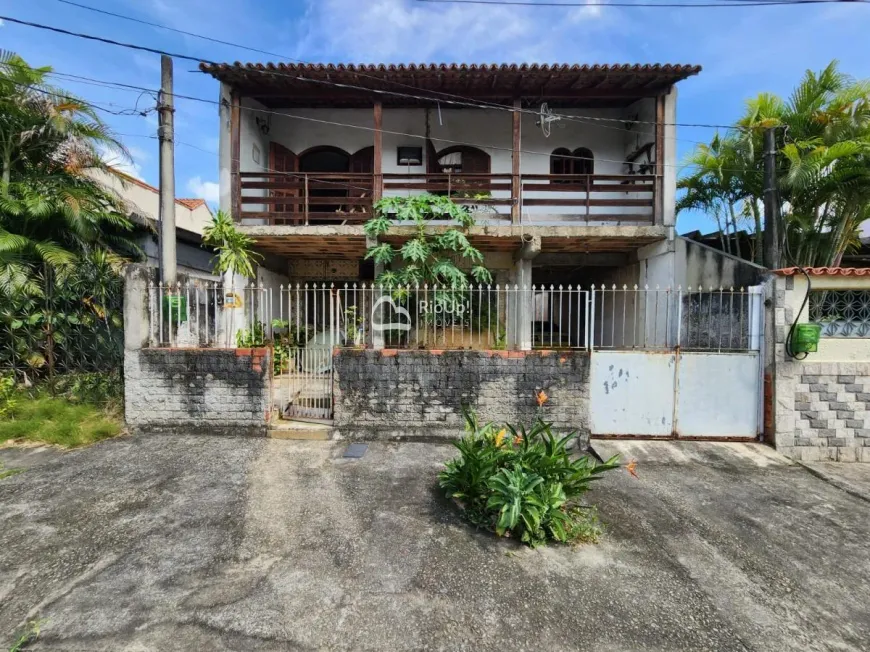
[200,62,701,108]
[204,62,702,75]
[774,267,870,277]
[114,170,210,212]
[176,198,207,210]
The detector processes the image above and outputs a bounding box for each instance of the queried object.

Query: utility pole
[158,55,177,285]
[762,127,781,270]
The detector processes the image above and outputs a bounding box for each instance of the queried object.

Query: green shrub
[52,371,123,409]
[439,403,621,548]
[0,372,17,418]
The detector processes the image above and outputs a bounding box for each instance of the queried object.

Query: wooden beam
[373,100,383,201]
[230,91,241,221]
[533,252,630,267]
[654,94,665,225]
[511,98,521,225]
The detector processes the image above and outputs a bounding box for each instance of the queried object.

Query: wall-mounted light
[397,146,423,166]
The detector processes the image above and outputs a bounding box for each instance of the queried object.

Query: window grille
[808,289,870,338]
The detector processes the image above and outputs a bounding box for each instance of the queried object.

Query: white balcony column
[506,235,540,351]
[367,235,385,350]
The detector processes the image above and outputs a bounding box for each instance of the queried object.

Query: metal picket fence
[145,281,763,353]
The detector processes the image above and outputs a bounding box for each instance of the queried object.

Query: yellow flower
[536,390,549,407]
[494,429,507,447]
[625,460,639,478]
[513,435,523,446]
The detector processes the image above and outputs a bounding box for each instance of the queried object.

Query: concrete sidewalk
[1,436,869,651]
[798,461,870,504]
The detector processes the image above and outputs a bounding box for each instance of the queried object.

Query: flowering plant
[438,395,626,547]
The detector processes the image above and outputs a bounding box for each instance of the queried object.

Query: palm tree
[677,133,760,261]
[0,51,140,291]
[679,61,870,268]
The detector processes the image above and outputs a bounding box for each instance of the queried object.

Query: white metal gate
[589,350,762,438]
[588,285,765,439]
[278,346,334,421]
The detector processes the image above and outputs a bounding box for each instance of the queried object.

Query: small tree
[363,195,492,287]
[201,210,262,278]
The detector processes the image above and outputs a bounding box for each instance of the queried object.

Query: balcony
[237,171,656,226]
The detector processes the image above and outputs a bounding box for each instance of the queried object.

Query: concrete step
[269,419,334,441]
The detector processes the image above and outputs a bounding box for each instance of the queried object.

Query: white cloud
[294,0,612,63]
[186,176,220,203]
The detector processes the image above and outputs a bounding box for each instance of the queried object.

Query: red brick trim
[367,349,587,358]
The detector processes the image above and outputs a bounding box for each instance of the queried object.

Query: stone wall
[775,360,870,462]
[333,349,590,440]
[125,348,272,436]
[772,272,870,462]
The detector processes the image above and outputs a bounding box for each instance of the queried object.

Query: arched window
[550,147,594,184]
[434,145,491,174]
[573,147,594,176]
[550,147,572,184]
[298,146,351,215]
[298,145,350,173]
[550,148,572,176]
[433,145,491,192]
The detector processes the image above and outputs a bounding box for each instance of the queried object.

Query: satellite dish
[536,102,562,138]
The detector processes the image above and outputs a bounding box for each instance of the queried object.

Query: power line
[5,77,155,117]
[4,71,753,175]
[44,70,711,146]
[416,0,864,6]
[3,12,734,131]
[2,54,721,151]
[48,0,723,135]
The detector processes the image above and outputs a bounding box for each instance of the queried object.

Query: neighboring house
[92,169,217,279]
[200,61,765,294]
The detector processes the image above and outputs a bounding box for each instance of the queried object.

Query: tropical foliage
[0,251,124,376]
[0,52,136,380]
[678,61,870,267]
[201,209,262,278]
[363,194,492,287]
[439,399,624,548]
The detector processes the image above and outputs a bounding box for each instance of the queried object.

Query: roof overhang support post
[507,235,539,351]
[230,90,241,222]
[373,99,383,202]
[366,234,385,350]
[654,93,665,226]
[511,98,522,225]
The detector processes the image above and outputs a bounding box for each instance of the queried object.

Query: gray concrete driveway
[1,435,869,651]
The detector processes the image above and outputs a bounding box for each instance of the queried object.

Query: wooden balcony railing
[238,172,656,225]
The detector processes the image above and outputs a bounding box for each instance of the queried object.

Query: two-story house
[199,61,766,353]
[204,60,697,277]
[131,61,769,429]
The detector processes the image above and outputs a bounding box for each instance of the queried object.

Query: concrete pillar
[506,236,540,351]
[367,235,385,350]
[124,264,153,351]
[216,82,245,347]
[218,82,232,220]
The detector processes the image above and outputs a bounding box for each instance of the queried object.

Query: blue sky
[2,0,869,233]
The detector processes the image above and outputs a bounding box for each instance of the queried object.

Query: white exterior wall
[239,101,659,220]
[90,170,213,236]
